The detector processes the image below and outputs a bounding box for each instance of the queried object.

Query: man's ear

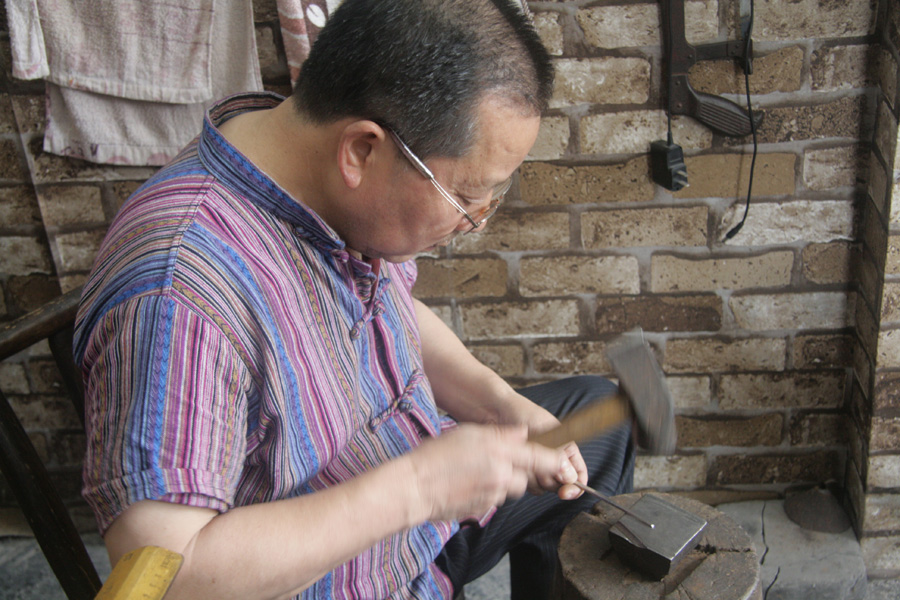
[337,121,388,190]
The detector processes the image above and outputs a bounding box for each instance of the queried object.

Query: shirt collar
[198,92,346,254]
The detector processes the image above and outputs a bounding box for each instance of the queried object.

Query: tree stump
[555,492,761,600]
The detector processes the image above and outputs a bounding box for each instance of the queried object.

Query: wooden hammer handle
[531,394,630,449]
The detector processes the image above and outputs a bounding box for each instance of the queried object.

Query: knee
[560,375,618,406]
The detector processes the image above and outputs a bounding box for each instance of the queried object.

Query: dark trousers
[436,375,635,600]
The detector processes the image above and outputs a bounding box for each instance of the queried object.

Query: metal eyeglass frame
[386,128,512,233]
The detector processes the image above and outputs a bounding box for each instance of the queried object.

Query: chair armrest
[0,286,83,361]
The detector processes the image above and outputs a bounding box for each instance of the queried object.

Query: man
[74,1,633,598]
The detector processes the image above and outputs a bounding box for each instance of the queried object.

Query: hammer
[531,331,676,455]
[531,332,707,580]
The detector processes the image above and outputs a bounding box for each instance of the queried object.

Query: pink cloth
[276,0,336,83]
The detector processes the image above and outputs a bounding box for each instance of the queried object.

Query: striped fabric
[74,92,457,599]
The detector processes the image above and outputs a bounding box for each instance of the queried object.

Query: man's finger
[559,441,588,485]
[557,482,583,501]
[513,440,565,481]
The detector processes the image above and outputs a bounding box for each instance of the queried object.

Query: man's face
[347,96,541,262]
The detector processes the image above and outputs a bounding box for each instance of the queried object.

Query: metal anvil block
[608,494,708,580]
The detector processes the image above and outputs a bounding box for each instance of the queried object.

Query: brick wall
[864,0,900,577]
[415,0,899,576]
[1,0,898,578]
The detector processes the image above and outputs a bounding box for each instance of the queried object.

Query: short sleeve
[80,293,251,534]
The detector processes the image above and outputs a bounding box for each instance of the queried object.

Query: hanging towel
[6,0,47,80]
[8,0,217,103]
[6,0,262,166]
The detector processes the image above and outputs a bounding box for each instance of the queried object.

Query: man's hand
[412,299,588,506]
[551,440,588,500]
[405,423,583,523]
[482,390,588,501]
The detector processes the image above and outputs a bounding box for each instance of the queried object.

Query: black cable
[725,70,758,239]
[667,112,674,145]
[725,0,757,240]
[666,12,674,147]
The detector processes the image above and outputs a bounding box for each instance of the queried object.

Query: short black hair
[292,0,554,158]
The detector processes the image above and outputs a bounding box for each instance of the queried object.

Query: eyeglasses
[386,128,511,233]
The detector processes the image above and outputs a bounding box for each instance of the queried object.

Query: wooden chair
[0,286,101,599]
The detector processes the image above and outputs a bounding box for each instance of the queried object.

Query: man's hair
[292,0,554,158]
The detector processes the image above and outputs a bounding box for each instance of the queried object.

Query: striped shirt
[75,92,457,599]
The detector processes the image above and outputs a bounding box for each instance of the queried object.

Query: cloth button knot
[368,369,425,432]
[331,249,350,263]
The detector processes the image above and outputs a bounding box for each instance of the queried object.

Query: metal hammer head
[607,331,676,455]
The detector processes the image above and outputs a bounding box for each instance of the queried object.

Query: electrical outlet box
[650,140,688,191]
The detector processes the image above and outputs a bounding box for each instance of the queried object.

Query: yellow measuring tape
[95,546,183,600]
